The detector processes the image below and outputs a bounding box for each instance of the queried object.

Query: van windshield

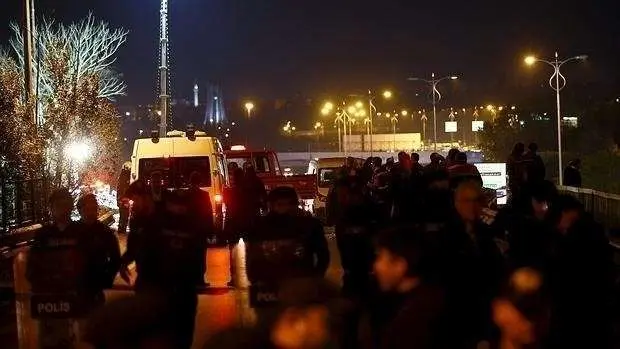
[139,157,211,188]
[318,167,339,188]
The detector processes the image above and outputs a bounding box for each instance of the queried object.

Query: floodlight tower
[158,0,170,135]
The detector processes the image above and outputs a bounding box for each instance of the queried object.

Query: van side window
[216,154,228,186]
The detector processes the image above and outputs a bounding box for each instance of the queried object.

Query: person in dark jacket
[129,190,204,349]
[446,147,461,168]
[26,188,89,308]
[507,142,526,207]
[420,169,453,232]
[226,168,253,287]
[119,179,154,284]
[505,181,557,270]
[246,187,330,309]
[545,194,614,349]
[447,152,482,189]
[77,193,121,308]
[436,181,505,348]
[424,153,445,175]
[522,143,546,185]
[563,159,582,187]
[359,227,445,349]
[186,171,214,287]
[244,166,268,216]
[327,171,377,296]
[390,152,416,221]
[116,165,131,234]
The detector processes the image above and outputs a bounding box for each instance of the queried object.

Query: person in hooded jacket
[246,187,330,309]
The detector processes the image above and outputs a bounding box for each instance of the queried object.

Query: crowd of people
[23,145,616,349]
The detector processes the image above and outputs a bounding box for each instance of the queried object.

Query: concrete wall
[277,151,483,164]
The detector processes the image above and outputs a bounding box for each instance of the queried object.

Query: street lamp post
[335,112,344,153]
[524,52,587,186]
[390,114,398,152]
[408,74,458,152]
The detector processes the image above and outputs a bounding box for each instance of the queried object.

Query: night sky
[2,0,619,106]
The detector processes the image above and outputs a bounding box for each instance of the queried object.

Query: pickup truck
[224,149,317,200]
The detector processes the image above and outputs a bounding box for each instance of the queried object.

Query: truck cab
[224,147,317,202]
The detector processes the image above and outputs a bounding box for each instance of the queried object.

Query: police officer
[245,187,329,309]
[130,190,204,349]
[26,188,90,346]
[186,171,214,287]
[77,193,121,309]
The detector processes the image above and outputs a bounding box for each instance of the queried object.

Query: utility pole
[159,0,170,135]
[23,0,35,124]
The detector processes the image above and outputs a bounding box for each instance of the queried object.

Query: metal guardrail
[557,186,620,230]
[557,185,620,251]
[0,177,50,237]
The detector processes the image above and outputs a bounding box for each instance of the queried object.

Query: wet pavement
[0,231,342,348]
[108,232,343,348]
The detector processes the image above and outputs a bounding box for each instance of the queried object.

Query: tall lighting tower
[158,0,170,135]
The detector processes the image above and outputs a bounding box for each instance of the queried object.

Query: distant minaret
[193,83,199,107]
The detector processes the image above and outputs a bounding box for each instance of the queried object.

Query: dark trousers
[335,226,374,297]
[169,291,198,349]
[117,204,129,234]
[133,286,198,349]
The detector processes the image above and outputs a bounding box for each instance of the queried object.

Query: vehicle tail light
[215,194,223,203]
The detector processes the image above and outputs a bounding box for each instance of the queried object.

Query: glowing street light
[324,102,334,110]
[347,106,357,114]
[383,90,393,99]
[355,101,363,109]
[65,141,92,163]
[408,73,460,151]
[524,56,537,66]
[244,102,255,118]
[523,52,587,185]
[321,108,330,116]
[401,110,408,117]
